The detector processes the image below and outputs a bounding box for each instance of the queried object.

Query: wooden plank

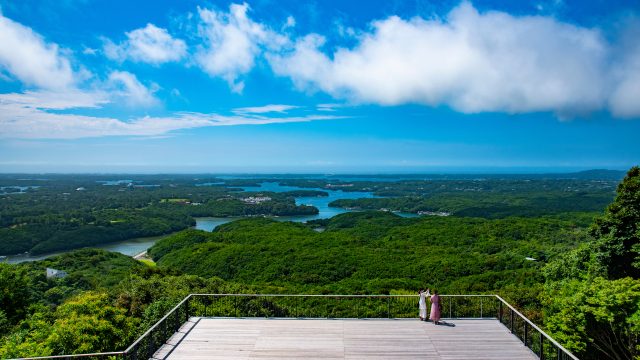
[155,318,538,359]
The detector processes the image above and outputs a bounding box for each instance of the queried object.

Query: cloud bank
[185,1,640,118]
[2,1,640,141]
[270,3,615,116]
[0,91,342,139]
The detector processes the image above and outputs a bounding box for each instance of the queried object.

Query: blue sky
[0,0,639,173]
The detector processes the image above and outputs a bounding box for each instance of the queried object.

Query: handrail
[495,295,579,360]
[124,294,193,353]
[18,352,125,359]
[188,293,495,297]
[11,293,579,360]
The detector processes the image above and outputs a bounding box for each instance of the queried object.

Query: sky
[0,0,639,173]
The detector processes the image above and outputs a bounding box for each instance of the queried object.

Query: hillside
[149,212,588,311]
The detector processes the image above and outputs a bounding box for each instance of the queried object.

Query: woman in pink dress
[430,290,441,325]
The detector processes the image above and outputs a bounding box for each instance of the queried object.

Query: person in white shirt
[418,288,431,321]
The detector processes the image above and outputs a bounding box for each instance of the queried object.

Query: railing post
[524,322,528,347]
[163,315,167,343]
[386,296,390,318]
[510,309,514,333]
[540,332,545,360]
[148,329,154,359]
[480,298,483,318]
[326,298,329,318]
[185,296,190,322]
[499,300,503,322]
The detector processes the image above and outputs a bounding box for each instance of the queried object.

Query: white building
[46,268,68,279]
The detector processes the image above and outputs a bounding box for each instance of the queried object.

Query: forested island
[0,168,638,359]
[0,176,319,255]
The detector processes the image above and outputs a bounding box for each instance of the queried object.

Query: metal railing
[495,295,578,360]
[16,294,578,360]
[188,293,498,319]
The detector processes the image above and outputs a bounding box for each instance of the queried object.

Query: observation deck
[19,294,578,360]
[158,317,536,359]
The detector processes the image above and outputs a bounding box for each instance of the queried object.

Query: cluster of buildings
[241,196,272,204]
[417,210,451,216]
[325,183,354,188]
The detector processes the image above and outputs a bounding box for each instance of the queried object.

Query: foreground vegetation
[0,168,637,359]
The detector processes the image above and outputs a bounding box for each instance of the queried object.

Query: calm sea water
[3,182,410,263]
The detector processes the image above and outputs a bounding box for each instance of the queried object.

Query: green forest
[0,168,638,359]
[0,176,318,255]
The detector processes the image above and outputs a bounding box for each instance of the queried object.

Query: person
[418,288,430,321]
[430,290,441,325]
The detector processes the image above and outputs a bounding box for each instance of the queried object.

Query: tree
[45,292,138,354]
[544,166,640,360]
[0,263,31,324]
[589,166,640,279]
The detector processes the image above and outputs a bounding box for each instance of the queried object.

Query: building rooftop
[155,318,538,359]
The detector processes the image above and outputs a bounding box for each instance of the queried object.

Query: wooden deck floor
[154,318,537,360]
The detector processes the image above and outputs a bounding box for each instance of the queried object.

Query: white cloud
[233,104,299,114]
[0,91,343,139]
[269,2,610,116]
[195,2,288,92]
[0,13,76,90]
[608,24,640,118]
[284,16,296,29]
[104,23,187,65]
[107,71,159,107]
[316,103,345,112]
[82,47,98,55]
[0,90,108,110]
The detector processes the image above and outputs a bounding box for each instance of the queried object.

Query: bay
[2,181,404,263]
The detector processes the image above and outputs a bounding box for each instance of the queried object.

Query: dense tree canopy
[0,169,636,358]
[543,166,640,360]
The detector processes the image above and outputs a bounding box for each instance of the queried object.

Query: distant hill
[565,169,627,180]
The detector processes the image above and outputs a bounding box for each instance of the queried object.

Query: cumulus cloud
[233,104,299,114]
[0,13,76,90]
[195,2,288,93]
[107,71,159,107]
[608,24,640,118]
[104,23,187,65]
[269,2,611,116]
[0,91,342,139]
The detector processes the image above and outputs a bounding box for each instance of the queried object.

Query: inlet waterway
[4,182,406,264]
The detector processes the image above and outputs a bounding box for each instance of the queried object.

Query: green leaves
[46,292,138,354]
[543,277,640,358]
[544,166,640,359]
